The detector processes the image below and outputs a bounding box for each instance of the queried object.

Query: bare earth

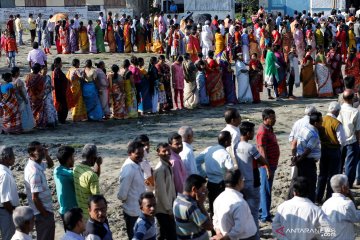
[1,32,360,239]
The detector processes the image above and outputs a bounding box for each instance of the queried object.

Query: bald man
[337,89,360,188]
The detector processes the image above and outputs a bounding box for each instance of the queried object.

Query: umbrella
[49,13,68,23]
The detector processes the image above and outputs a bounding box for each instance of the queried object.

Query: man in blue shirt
[54,146,78,230]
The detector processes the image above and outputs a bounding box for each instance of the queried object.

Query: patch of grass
[68,143,85,149]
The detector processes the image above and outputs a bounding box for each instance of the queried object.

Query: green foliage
[236,0,259,20]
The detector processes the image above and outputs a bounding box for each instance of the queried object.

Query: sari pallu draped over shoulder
[52,68,75,113]
[206,58,225,107]
[0,86,22,134]
[66,67,87,121]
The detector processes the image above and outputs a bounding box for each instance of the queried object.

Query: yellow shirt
[15,18,23,31]
[28,18,36,30]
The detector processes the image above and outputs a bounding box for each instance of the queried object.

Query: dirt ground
[1,32,359,239]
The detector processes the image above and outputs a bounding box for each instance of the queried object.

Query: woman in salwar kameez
[121,59,138,118]
[78,22,89,53]
[67,59,87,122]
[69,20,79,53]
[59,20,70,54]
[301,46,317,98]
[205,50,225,107]
[115,21,124,53]
[124,20,132,53]
[105,15,116,53]
[218,52,237,104]
[137,58,153,114]
[95,20,105,53]
[315,46,333,98]
[108,64,127,119]
[249,53,263,103]
[87,20,97,54]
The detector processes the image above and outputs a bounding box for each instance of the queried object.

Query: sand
[1,32,360,239]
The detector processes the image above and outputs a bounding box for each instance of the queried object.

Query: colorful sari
[249,59,263,103]
[105,17,116,53]
[109,73,127,119]
[122,70,138,118]
[95,25,105,53]
[300,54,317,98]
[138,67,152,113]
[83,68,103,121]
[156,62,173,111]
[115,25,124,53]
[124,23,132,53]
[219,53,237,104]
[345,56,360,89]
[187,35,201,63]
[205,58,225,107]
[315,54,333,98]
[69,24,79,53]
[215,33,225,56]
[183,59,199,109]
[327,49,344,94]
[136,24,146,53]
[0,83,22,134]
[44,75,58,126]
[13,78,35,131]
[67,67,87,121]
[59,26,70,54]
[96,68,110,118]
[282,31,293,62]
[79,26,89,53]
[25,73,47,128]
[87,25,97,53]
[274,51,288,97]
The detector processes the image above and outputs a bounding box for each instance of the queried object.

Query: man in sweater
[316,102,346,203]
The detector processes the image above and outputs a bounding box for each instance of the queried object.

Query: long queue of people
[1,106,360,240]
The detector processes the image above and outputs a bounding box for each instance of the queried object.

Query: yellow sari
[124,23,132,53]
[66,67,87,121]
[215,33,225,56]
[78,26,89,53]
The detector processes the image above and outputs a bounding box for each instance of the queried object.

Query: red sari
[249,59,263,103]
[187,35,201,62]
[345,56,360,89]
[0,85,22,134]
[205,58,225,107]
[327,49,344,94]
[59,26,70,54]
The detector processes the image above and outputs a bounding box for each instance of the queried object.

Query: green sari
[95,25,105,53]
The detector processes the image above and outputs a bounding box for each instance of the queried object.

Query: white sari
[235,60,253,103]
[201,25,214,58]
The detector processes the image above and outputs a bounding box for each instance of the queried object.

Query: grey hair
[178,126,193,141]
[330,174,348,193]
[0,146,14,163]
[304,105,317,116]
[13,206,34,230]
[328,101,341,113]
[81,144,97,159]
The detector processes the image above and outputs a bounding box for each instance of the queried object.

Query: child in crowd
[4,33,17,67]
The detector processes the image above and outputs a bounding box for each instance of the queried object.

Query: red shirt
[7,19,14,33]
[4,38,17,52]
[256,124,280,167]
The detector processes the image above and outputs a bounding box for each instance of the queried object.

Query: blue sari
[82,82,103,121]
[220,59,237,104]
[196,71,209,105]
[138,75,152,113]
[115,26,124,53]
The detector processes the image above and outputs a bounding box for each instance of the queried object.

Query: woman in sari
[315,46,333,98]
[235,53,253,103]
[59,20,70,54]
[205,50,225,107]
[249,53,263,103]
[148,57,160,113]
[0,72,22,134]
[78,21,89,53]
[183,53,199,109]
[196,60,209,105]
[121,59,138,118]
[305,25,316,59]
[115,20,124,53]
[136,21,146,53]
[294,23,305,62]
[95,61,110,119]
[345,48,360,89]
[108,64,127,119]
[187,30,201,63]
[282,26,294,63]
[214,28,225,56]
[249,29,260,59]
[274,45,288,97]
[124,20,132,53]
[137,57,152,114]
[83,60,103,121]
[67,59,87,122]
[52,57,73,124]
[264,45,279,99]
[259,23,268,63]
[105,13,116,53]
[95,20,105,53]
[301,45,317,98]
[327,43,344,94]
[42,20,51,54]
[69,19,79,53]
[218,52,237,104]
[55,21,62,54]
[11,67,35,132]
[87,20,97,54]
[42,67,58,127]
[25,63,47,128]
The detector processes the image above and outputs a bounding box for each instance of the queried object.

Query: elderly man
[322,174,360,240]
[316,102,346,203]
[337,89,360,188]
[0,146,19,240]
[178,126,197,176]
[27,42,47,68]
[24,141,55,240]
[289,105,318,143]
[73,144,102,220]
[11,206,34,240]
[273,177,331,240]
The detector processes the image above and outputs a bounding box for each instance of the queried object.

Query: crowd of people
[1,106,360,240]
[2,6,360,133]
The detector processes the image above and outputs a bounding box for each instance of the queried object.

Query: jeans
[316,147,341,202]
[342,142,359,188]
[207,181,225,217]
[155,213,177,240]
[124,211,138,239]
[356,37,360,53]
[242,185,260,240]
[35,212,55,240]
[17,30,23,44]
[259,166,276,222]
[37,30,42,44]
[0,208,15,240]
[7,51,16,68]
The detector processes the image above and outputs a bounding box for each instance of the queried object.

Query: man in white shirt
[11,206,34,240]
[61,208,85,240]
[47,15,55,45]
[0,146,19,240]
[196,131,234,217]
[117,141,145,239]
[322,174,360,240]
[178,126,197,176]
[222,108,241,165]
[98,12,106,36]
[212,169,257,240]
[273,177,332,240]
[73,14,80,30]
[35,13,42,45]
[337,89,360,188]
[354,18,360,52]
